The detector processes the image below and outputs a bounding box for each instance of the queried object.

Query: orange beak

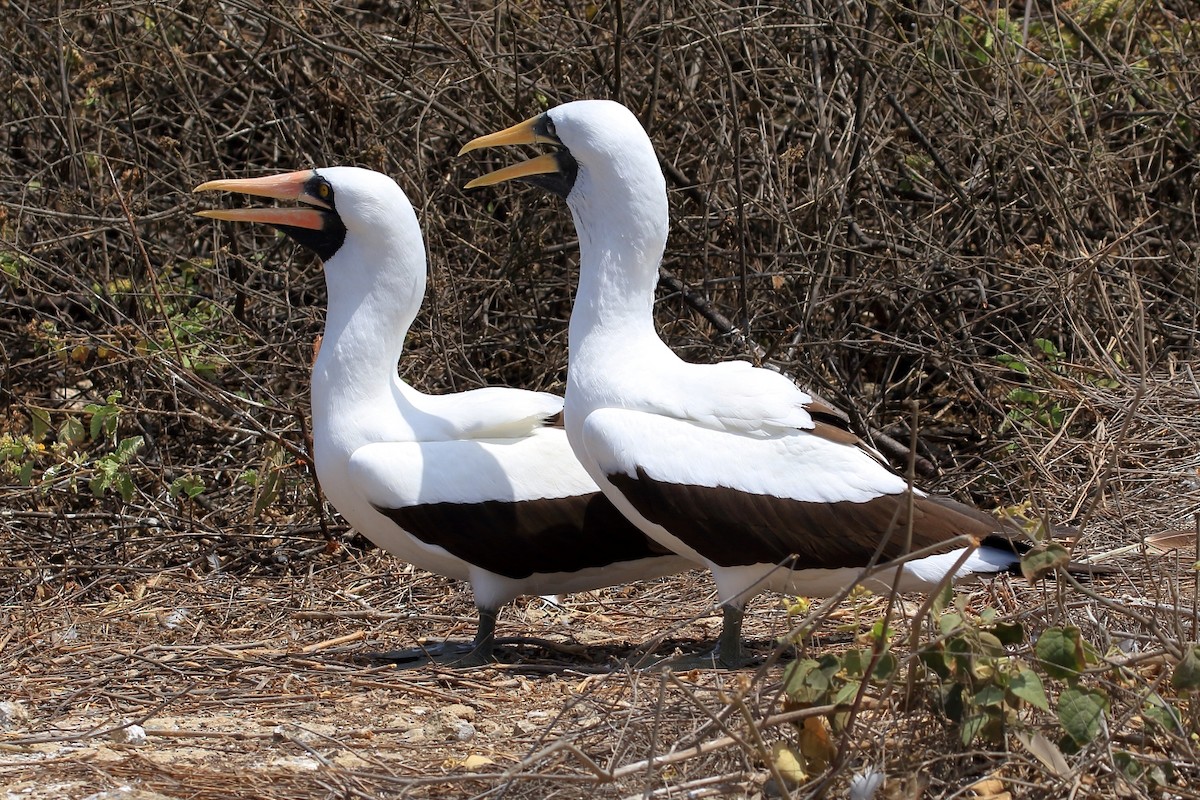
[193,170,330,230]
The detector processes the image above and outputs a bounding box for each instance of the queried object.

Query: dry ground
[2,547,1196,800]
[4,1,1200,797]
[4,367,1200,798]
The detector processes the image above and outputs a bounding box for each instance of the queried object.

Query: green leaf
[941,682,965,722]
[169,475,206,501]
[30,407,52,442]
[918,645,950,679]
[1171,645,1200,693]
[972,684,1006,708]
[1035,626,1087,681]
[84,390,123,440]
[841,648,867,678]
[1142,693,1181,734]
[252,466,283,518]
[939,612,964,636]
[784,659,827,704]
[1021,541,1070,582]
[871,650,898,681]
[960,711,991,745]
[1058,686,1108,746]
[1111,751,1143,782]
[1034,337,1064,360]
[930,582,953,616]
[87,437,143,500]
[88,473,108,498]
[977,631,1006,657]
[116,472,135,502]
[1010,668,1050,710]
[1007,387,1040,405]
[996,353,1029,374]
[946,636,974,676]
[60,415,86,447]
[991,621,1025,646]
[833,679,862,706]
[114,435,143,462]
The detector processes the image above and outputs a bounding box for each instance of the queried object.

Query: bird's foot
[628,641,761,671]
[367,638,495,668]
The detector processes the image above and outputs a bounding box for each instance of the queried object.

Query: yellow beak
[458,115,564,189]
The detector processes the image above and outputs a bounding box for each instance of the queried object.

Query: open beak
[458,114,564,189]
[193,170,330,230]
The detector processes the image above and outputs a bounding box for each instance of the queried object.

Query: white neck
[311,234,426,449]
[565,161,669,358]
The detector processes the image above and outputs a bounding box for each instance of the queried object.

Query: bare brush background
[2,1,1199,798]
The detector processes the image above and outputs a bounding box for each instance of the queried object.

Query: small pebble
[109,724,147,745]
[0,701,28,731]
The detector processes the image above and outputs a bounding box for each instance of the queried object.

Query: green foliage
[0,393,147,504]
[0,249,30,285]
[1057,686,1109,749]
[1021,541,1071,581]
[0,434,41,487]
[916,607,1155,756]
[777,588,1159,755]
[923,0,1196,157]
[88,435,144,501]
[1172,645,1200,693]
[1112,750,1172,790]
[995,338,1122,434]
[919,603,1037,745]
[995,339,1069,432]
[242,443,289,519]
[169,474,207,502]
[1034,626,1092,681]
[84,391,124,442]
[101,260,232,378]
[783,610,898,734]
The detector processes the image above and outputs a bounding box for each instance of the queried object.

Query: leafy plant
[782,614,898,733]
[169,474,206,503]
[0,434,42,486]
[2,392,148,504]
[995,338,1069,432]
[88,435,144,502]
[918,589,1043,746]
[242,443,289,519]
[84,390,124,442]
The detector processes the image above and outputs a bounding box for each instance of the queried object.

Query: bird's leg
[454,607,498,667]
[368,608,499,667]
[716,603,752,668]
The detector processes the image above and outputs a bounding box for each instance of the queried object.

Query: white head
[459,100,668,240]
[194,165,427,307]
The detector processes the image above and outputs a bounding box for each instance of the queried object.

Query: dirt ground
[5,372,1200,800]
[2,552,806,800]
[4,2,1200,797]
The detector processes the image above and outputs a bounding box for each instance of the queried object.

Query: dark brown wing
[374,491,674,579]
[608,466,1008,569]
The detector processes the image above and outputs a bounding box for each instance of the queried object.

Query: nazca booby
[460,101,1038,667]
[194,166,690,664]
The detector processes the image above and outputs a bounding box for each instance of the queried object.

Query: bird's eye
[544,118,557,138]
[319,183,331,199]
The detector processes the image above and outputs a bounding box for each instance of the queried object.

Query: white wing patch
[400,384,564,440]
[581,407,911,505]
[349,427,597,509]
[638,360,815,436]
